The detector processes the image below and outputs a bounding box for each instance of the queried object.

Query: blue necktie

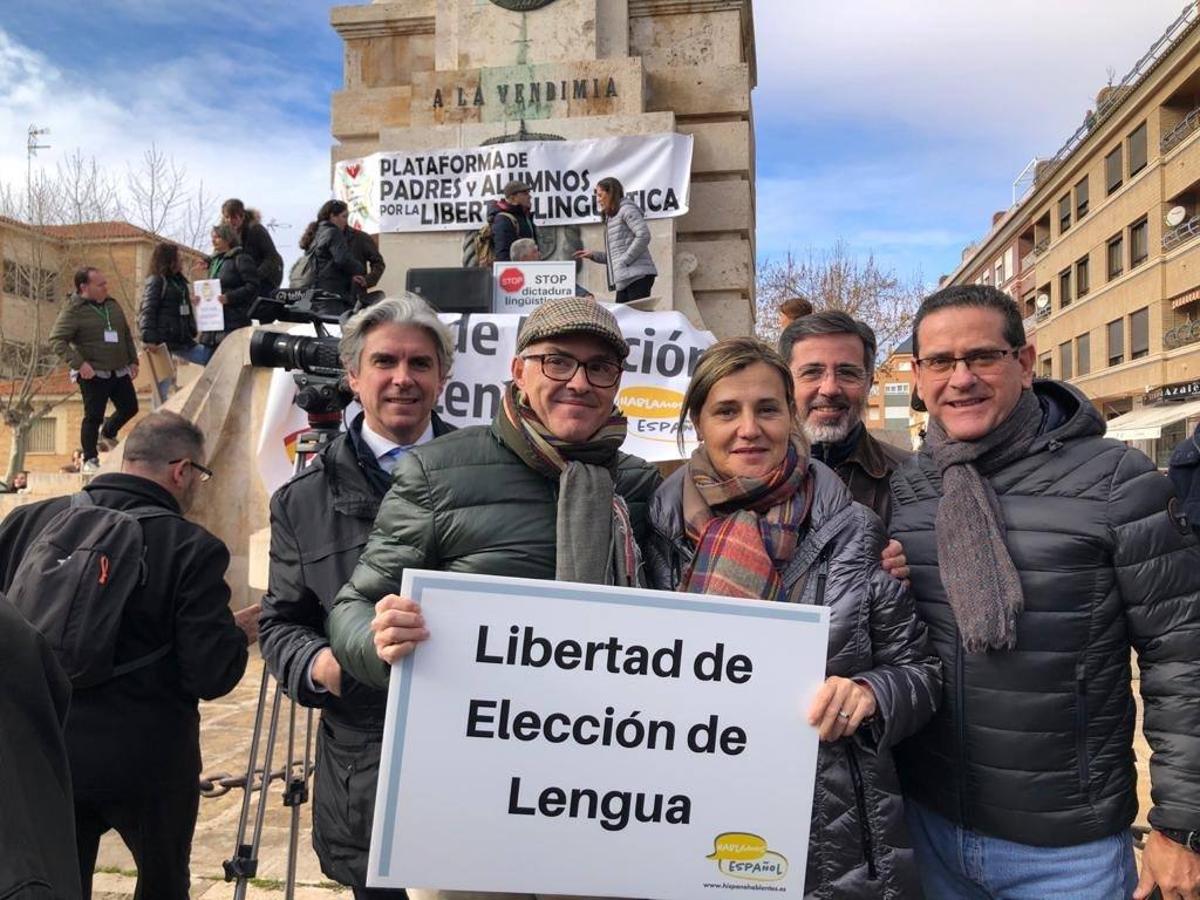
[379,446,407,474]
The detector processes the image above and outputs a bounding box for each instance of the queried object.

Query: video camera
[248,289,353,417]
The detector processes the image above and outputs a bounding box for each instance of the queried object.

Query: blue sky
[0,0,1190,279]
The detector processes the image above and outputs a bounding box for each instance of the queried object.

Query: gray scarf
[925,389,1043,652]
[556,462,637,586]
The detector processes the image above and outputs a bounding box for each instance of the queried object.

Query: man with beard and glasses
[780,310,910,525]
[328,296,660,900]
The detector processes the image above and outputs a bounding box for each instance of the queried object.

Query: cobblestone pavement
[91,651,1154,897]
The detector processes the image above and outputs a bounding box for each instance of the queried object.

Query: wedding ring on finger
[837,710,851,720]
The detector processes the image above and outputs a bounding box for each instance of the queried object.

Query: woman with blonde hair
[646,337,939,899]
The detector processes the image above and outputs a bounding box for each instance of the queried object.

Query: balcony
[1164,319,1200,350]
[1162,106,1200,154]
[1022,314,1039,336]
[1163,213,1200,253]
[1033,236,1050,255]
[1035,304,1052,322]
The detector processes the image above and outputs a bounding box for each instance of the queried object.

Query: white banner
[334,133,693,234]
[254,306,714,495]
[367,570,828,897]
[492,260,576,313]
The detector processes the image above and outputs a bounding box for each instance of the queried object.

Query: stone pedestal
[330,0,757,337]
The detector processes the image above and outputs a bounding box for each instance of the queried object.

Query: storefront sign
[366,570,828,897]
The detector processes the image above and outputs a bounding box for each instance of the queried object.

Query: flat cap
[516,297,629,360]
[502,179,532,197]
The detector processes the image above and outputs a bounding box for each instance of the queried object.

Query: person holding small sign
[197,223,261,353]
[644,338,940,899]
[329,296,660,900]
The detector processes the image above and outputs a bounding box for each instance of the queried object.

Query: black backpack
[8,492,179,688]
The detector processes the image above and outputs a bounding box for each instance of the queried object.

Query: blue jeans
[906,800,1137,899]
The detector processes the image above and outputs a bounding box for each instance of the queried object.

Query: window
[994,258,1005,285]
[1108,318,1125,366]
[1130,217,1149,267]
[1059,268,1072,308]
[1059,341,1073,380]
[1106,145,1123,194]
[884,383,910,395]
[1039,353,1052,378]
[1128,121,1148,176]
[1107,233,1124,279]
[1,258,57,302]
[1077,333,1091,376]
[1058,193,1072,234]
[1075,176,1089,219]
[26,417,56,455]
[1130,307,1149,359]
[1076,254,1090,297]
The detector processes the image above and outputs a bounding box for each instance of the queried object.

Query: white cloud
[0,27,330,264]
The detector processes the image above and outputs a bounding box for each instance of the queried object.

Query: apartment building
[866,337,924,451]
[946,4,1200,466]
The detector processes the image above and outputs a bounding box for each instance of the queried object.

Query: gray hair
[339,293,454,377]
[510,238,539,261]
[778,310,878,379]
[211,222,240,248]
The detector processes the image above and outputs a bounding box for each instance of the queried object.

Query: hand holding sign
[371,594,429,664]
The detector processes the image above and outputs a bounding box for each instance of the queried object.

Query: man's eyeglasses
[792,364,868,387]
[522,353,623,388]
[170,458,213,482]
[914,348,1021,378]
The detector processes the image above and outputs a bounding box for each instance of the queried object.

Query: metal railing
[1035,3,1199,185]
[1035,305,1052,322]
[1034,236,1050,255]
[1022,314,1039,334]
[1163,213,1200,252]
[1162,106,1200,153]
[1164,319,1200,350]
[1020,250,1039,271]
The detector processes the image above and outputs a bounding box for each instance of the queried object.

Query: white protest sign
[193,279,225,332]
[492,260,576,313]
[254,306,714,494]
[334,132,693,234]
[367,570,828,897]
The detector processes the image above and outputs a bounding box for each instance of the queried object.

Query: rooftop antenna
[26,124,50,221]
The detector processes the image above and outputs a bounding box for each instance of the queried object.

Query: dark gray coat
[646,462,940,899]
[259,414,454,886]
[889,380,1200,847]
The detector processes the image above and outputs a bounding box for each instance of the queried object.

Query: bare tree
[756,240,926,370]
[0,147,209,479]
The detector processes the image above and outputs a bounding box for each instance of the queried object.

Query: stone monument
[329,0,758,337]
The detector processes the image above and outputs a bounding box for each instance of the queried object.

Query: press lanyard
[88,302,112,330]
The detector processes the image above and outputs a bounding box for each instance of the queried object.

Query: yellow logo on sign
[617,386,683,420]
[706,832,788,882]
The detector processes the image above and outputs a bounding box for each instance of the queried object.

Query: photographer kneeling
[259,294,456,898]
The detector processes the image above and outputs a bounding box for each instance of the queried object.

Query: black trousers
[74,779,197,900]
[79,374,138,459]
[615,274,655,303]
[354,888,409,899]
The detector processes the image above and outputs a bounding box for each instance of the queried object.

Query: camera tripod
[222,404,345,899]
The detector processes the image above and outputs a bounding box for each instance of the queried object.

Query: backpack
[7,492,179,688]
[288,250,318,289]
[473,211,518,267]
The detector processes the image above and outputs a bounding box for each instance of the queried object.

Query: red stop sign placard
[499,267,525,293]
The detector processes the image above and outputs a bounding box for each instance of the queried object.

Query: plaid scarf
[681,438,812,602]
[495,383,640,586]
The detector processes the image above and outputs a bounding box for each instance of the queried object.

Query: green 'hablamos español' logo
[706,832,789,882]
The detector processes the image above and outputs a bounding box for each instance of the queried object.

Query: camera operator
[258,294,455,898]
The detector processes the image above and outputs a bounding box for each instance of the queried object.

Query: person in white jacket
[574,177,658,303]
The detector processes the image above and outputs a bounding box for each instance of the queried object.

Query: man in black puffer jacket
[891,284,1200,900]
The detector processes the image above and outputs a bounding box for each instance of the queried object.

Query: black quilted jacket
[889,379,1200,846]
[646,462,940,899]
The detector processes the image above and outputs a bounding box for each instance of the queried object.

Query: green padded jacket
[328,421,662,689]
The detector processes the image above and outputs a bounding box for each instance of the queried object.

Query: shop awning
[1105,398,1200,441]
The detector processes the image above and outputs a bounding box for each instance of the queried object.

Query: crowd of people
[4,187,1200,900]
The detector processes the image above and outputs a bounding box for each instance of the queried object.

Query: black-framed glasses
[522,353,622,388]
[792,363,868,387]
[914,348,1021,378]
[170,458,213,482]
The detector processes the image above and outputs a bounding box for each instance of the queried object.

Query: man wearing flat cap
[488,179,539,262]
[329,298,660,895]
